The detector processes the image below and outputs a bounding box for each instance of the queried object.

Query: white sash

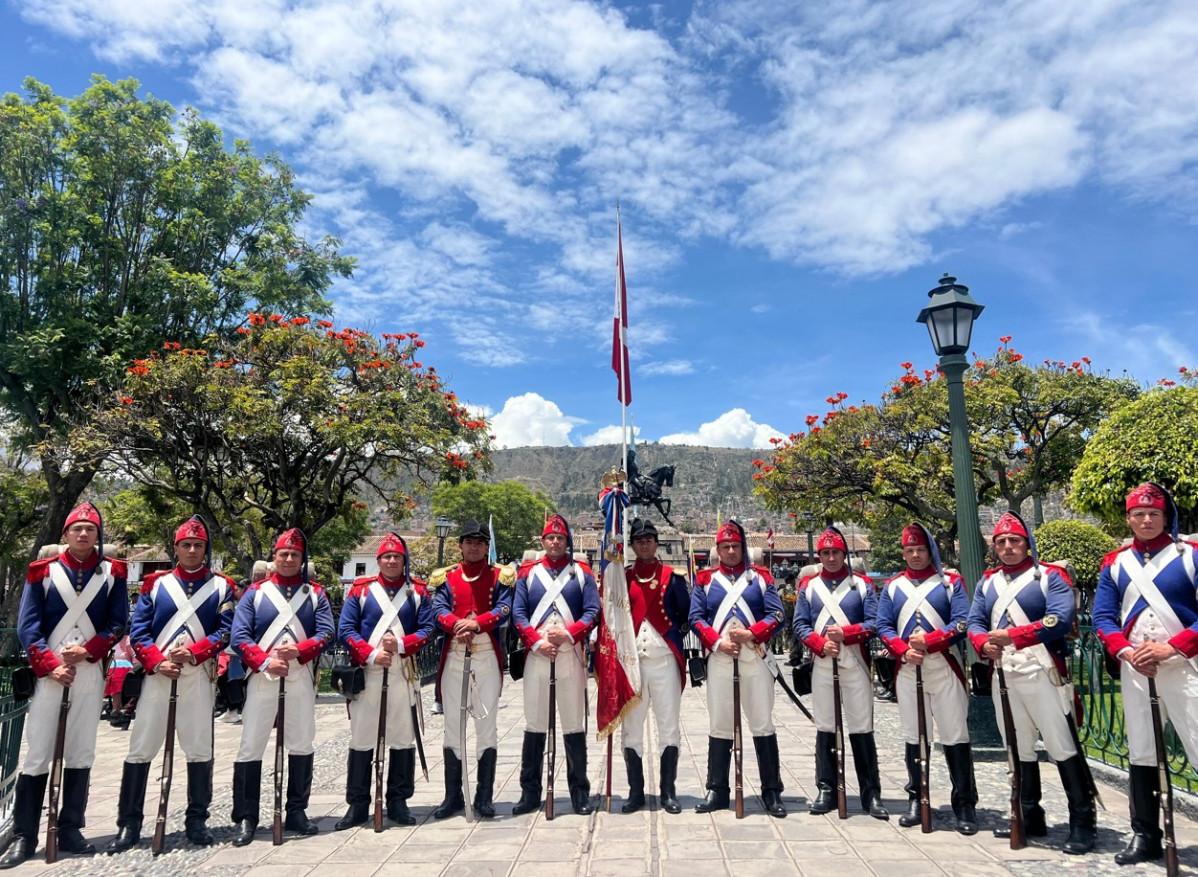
[154,573,220,650]
[1114,547,1191,640]
[892,575,949,636]
[47,561,109,651]
[258,583,314,651]
[989,567,1044,630]
[810,575,863,633]
[711,570,757,633]
[530,565,579,628]
[366,581,416,648]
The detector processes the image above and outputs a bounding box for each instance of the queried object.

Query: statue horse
[629,464,676,526]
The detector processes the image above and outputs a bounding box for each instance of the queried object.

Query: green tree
[432,480,554,564]
[0,428,48,622]
[1071,385,1198,533]
[0,76,352,565]
[1032,518,1119,596]
[78,318,489,578]
[756,341,1137,566]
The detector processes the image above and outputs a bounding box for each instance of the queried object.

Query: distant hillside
[488,443,768,531]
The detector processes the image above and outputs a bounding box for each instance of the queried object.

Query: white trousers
[621,653,682,756]
[236,666,317,761]
[706,648,774,739]
[991,666,1075,762]
[811,651,874,735]
[348,664,417,752]
[895,654,969,746]
[523,646,587,735]
[1122,658,1198,767]
[23,662,104,774]
[442,642,501,760]
[127,666,216,763]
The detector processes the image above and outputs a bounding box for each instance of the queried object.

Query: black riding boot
[434,748,465,818]
[564,733,593,815]
[944,743,978,836]
[0,773,48,869]
[809,731,837,815]
[474,748,498,818]
[659,746,682,814]
[511,732,546,815]
[621,748,645,813]
[695,737,733,813]
[335,749,372,830]
[1058,755,1097,855]
[849,733,888,819]
[387,748,417,825]
[1115,764,1163,864]
[231,761,261,846]
[994,760,1048,838]
[898,743,922,828]
[754,735,787,817]
[106,761,151,853]
[283,754,319,835]
[185,760,216,846]
[57,768,96,854]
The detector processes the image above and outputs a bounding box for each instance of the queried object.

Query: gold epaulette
[428,566,452,588]
[496,564,516,587]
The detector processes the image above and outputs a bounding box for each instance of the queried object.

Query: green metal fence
[0,629,29,829]
[1071,623,1198,793]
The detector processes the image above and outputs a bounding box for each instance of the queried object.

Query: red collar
[632,559,661,578]
[904,566,937,581]
[820,567,849,582]
[461,560,489,577]
[719,562,746,577]
[542,556,569,572]
[60,550,99,571]
[1133,533,1174,553]
[175,564,210,582]
[1001,557,1035,576]
[379,574,406,587]
[274,573,304,586]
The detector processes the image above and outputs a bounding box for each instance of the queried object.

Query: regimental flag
[594,485,639,738]
[612,215,632,406]
[766,528,776,550]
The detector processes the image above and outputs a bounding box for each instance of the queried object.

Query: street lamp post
[802,511,815,565]
[435,514,452,566]
[917,273,996,744]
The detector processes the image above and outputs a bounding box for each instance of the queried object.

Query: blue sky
[4,0,1197,450]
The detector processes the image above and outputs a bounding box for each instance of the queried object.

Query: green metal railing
[1071,623,1198,793]
[0,629,29,828]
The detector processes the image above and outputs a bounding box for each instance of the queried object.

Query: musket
[45,685,70,864]
[996,659,1026,849]
[272,676,285,845]
[407,657,428,781]
[915,662,932,833]
[152,676,180,854]
[461,645,475,822]
[374,665,388,832]
[546,657,556,821]
[1149,675,1179,877]
[832,656,848,819]
[733,655,745,818]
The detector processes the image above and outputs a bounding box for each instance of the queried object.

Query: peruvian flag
[766,528,776,549]
[612,216,632,406]
[595,487,639,739]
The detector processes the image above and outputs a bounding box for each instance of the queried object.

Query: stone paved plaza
[8,674,1198,876]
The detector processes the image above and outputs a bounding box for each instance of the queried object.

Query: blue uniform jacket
[876,570,968,658]
[231,573,334,673]
[513,559,600,650]
[793,570,876,657]
[689,565,783,653]
[1093,537,1198,659]
[966,560,1074,666]
[339,575,435,665]
[130,565,236,672]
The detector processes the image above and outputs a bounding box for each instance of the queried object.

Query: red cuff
[401,633,426,654]
[189,638,221,665]
[135,643,167,673]
[347,638,374,666]
[1009,623,1042,650]
[969,632,990,653]
[883,635,910,657]
[841,623,868,646]
[804,632,829,656]
[566,620,590,642]
[437,612,460,633]
[923,628,950,652]
[1169,628,1198,659]
[475,611,498,632]
[27,645,62,677]
[295,637,324,664]
[695,623,720,652]
[83,635,111,662]
[749,619,777,642]
[1097,629,1131,658]
[239,643,270,673]
[518,624,543,650]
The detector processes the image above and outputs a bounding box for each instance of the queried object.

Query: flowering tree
[81,317,490,577]
[755,339,1138,562]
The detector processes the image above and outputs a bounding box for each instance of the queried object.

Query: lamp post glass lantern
[435,514,452,565]
[917,274,985,356]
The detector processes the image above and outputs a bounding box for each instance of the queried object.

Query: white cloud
[641,359,694,377]
[658,408,784,449]
[580,424,640,446]
[489,393,585,448]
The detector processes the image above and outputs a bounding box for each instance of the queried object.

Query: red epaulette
[141,570,167,594]
[694,568,714,586]
[798,574,818,591]
[347,582,369,598]
[412,578,429,598]
[1101,546,1128,570]
[944,570,965,587]
[574,560,595,577]
[353,575,376,586]
[858,572,875,586]
[517,560,539,579]
[25,557,54,584]
[246,580,264,592]
[1040,562,1073,586]
[983,565,1006,578]
[308,580,325,595]
[750,564,774,584]
[107,558,129,578]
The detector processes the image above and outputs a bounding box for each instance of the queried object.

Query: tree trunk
[1033,495,1044,528]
